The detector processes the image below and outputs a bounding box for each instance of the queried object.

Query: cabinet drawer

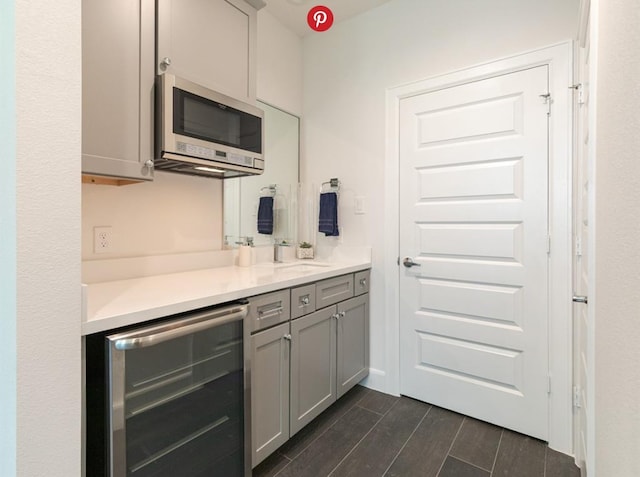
[315,274,354,309]
[248,289,291,333]
[291,284,316,319]
[354,270,370,296]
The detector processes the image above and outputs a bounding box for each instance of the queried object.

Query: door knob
[572,295,588,304]
[402,257,421,268]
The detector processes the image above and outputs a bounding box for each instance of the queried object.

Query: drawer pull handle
[283,334,292,341]
[300,295,310,306]
[258,306,284,320]
[359,278,367,287]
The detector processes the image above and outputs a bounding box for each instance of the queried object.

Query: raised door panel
[157,0,255,102]
[336,295,369,398]
[251,322,290,468]
[290,306,336,436]
[82,0,154,181]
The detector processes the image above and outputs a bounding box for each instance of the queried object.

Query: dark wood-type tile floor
[253,386,580,477]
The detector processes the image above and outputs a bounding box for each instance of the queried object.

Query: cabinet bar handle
[258,306,284,320]
[112,304,247,350]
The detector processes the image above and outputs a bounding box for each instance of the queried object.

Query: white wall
[301,0,579,389]
[594,0,640,475]
[0,0,17,473]
[82,173,223,260]
[14,0,82,475]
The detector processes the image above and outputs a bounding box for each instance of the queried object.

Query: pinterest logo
[307,5,334,32]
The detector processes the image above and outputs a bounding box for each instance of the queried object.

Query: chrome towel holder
[260,184,277,197]
[321,178,340,194]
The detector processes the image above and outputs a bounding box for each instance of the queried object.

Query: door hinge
[397,256,400,266]
[547,235,551,254]
[540,93,552,115]
[573,386,582,408]
[575,236,582,257]
[570,83,585,105]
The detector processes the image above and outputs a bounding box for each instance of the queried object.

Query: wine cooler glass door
[107,303,250,477]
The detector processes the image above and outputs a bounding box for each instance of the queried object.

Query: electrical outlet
[93,226,112,254]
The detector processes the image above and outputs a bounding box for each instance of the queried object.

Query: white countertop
[82,259,371,335]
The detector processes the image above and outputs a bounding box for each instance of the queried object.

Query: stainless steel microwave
[155,74,264,179]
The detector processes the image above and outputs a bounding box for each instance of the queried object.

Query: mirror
[223,102,300,247]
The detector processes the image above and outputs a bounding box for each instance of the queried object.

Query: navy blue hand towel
[318,192,339,236]
[257,196,274,235]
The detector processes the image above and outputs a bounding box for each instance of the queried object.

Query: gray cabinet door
[336,294,369,398]
[290,306,337,436]
[251,322,290,468]
[156,0,256,102]
[82,0,154,181]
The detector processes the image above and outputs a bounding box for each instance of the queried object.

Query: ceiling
[263,0,392,37]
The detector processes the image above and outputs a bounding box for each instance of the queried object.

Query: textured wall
[594,0,640,475]
[15,0,82,475]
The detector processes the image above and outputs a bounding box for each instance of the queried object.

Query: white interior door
[399,66,550,439]
[573,33,592,476]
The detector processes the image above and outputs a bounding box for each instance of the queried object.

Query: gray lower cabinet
[337,295,369,398]
[250,272,370,468]
[290,306,337,436]
[251,321,290,466]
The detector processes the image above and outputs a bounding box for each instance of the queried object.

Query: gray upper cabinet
[82,0,155,182]
[156,0,257,102]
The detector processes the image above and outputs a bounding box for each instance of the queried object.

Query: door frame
[383,42,573,453]
[574,1,597,474]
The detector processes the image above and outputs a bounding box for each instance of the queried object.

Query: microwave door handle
[113,304,248,350]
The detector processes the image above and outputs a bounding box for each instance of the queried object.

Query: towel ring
[260,184,276,197]
[321,178,340,194]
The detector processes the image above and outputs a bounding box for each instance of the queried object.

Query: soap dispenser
[238,237,254,267]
